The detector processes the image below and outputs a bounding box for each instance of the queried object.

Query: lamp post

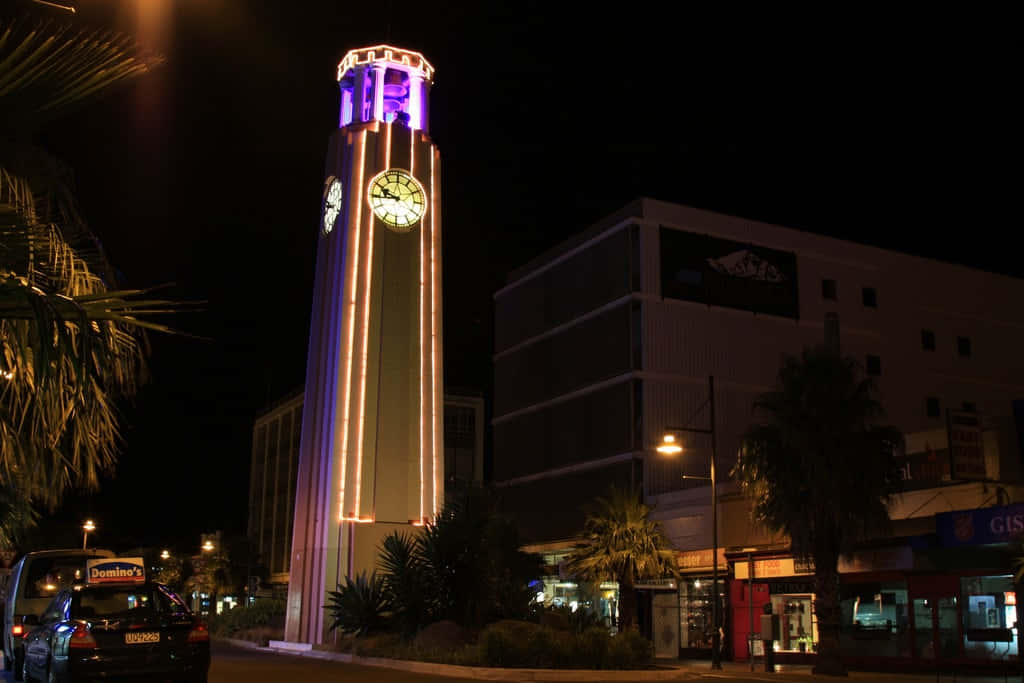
[82,519,96,550]
[657,375,721,670]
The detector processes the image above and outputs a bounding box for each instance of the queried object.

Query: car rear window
[23,558,89,599]
[73,588,155,619]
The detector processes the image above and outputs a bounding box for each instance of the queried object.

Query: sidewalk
[657,657,1022,682]
[222,639,1023,682]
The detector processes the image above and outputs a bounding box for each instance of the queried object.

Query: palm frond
[0,14,165,128]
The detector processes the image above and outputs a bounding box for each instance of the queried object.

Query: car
[3,549,115,681]
[21,579,210,683]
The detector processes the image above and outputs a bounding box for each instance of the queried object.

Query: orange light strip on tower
[353,122,390,519]
[337,44,435,83]
[430,149,439,516]
[338,131,368,521]
[341,516,374,523]
[415,130,426,524]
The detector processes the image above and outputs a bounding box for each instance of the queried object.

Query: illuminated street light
[656,433,683,455]
[160,550,171,560]
[82,519,96,550]
[658,375,721,671]
[202,540,214,552]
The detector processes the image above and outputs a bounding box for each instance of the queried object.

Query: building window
[866,355,881,376]
[921,330,936,351]
[862,287,877,308]
[927,397,941,419]
[958,336,972,357]
[960,575,1018,661]
[822,279,837,300]
[840,581,909,659]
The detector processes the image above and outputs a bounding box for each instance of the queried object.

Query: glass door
[913,595,960,662]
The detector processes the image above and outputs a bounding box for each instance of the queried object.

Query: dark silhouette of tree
[733,347,902,676]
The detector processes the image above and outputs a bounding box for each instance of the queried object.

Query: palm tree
[733,346,903,676]
[2,5,185,526]
[565,485,678,632]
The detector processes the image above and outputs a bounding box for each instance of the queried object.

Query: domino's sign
[86,557,146,584]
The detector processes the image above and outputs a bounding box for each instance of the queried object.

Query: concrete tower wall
[285,48,441,644]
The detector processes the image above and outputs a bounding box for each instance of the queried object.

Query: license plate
[125,632,160,644]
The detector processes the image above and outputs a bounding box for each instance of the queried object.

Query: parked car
[3,549,114,681]
[21,580,209,683]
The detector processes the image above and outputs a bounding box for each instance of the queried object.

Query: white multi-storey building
[493,198,1024,670]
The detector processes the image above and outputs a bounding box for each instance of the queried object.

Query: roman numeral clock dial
[368,169,427,232]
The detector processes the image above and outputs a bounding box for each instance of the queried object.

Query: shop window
[537,575,619,633]
[961,575,1018,661]
[679,578,716,650]
[921,329,936,351]
[770,592,817,653]
[862,287,877,308]
[822,278,837,300]
[839,582,910,659]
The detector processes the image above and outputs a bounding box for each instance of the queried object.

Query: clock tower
[285,45,442,645]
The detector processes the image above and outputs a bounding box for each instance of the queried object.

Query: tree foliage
[733,346,903,675]
[324,571,391,636]
[419,484,543,629]
[1,7,189,537]
[327,485,544,638]
[565,485,677,632]
[378,531,434,637]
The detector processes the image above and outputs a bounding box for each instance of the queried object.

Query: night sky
[20,2,1016,552]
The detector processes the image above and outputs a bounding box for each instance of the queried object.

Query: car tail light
[187,621,209,643]
[11,624,23,637]
[69,622,97,649]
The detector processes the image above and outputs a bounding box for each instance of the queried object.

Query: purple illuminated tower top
[336,44,434,132]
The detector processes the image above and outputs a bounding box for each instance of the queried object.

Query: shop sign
[735,557,814,580]
[948,411,985,480]
[677,548,726,572]
[86,557,145,584]
[937,503,1024,547]
[769,580,815,594]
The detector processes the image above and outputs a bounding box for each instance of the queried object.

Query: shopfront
[535,549,620,630]
[730,554,818,662]
[675,548,727,658]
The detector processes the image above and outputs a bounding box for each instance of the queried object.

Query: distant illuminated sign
[948,411,985,480]
[86,557,145,584]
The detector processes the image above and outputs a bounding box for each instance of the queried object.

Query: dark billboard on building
[659,228,799,319]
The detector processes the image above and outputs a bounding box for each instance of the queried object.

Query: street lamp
[201,540,214,552]
[160,550,170,560]
[657,374,721,671]
[82,519,96,550]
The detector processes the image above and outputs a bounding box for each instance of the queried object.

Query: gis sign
[86,557,146,584]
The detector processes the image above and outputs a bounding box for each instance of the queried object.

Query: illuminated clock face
[368,169,427,232]
[322,177,343,235]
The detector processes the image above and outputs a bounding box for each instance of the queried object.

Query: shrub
[572,626,610,668]
[208,599,285,638]
[608,630,653,669]
[413,620,468,652]
[351,632,406,658]
[478,620,540,666]
[324,571,391,636]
